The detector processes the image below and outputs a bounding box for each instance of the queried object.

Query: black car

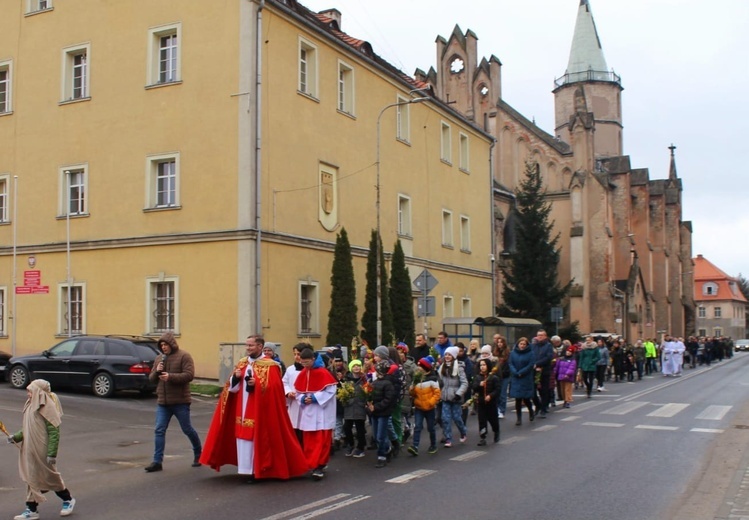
[7,335,160,398]
[0,349,11,382]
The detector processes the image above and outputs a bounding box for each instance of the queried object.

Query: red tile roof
[693,255,747,303]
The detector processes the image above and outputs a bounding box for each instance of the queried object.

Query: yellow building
[0,0,493,378]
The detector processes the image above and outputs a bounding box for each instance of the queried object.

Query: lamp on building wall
[375,95,429,346]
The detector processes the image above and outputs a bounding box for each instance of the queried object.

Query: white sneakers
[61,498,76,517]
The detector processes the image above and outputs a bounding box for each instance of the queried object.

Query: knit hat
[374,346,390,360]
[480,345,493,358]
[425,355,436,365]
[444,346,459,360]
[417,357,433,371]
[375,360,390,376]
[396,342,409,353]
[348,359,362,372]
[262,342,277,354]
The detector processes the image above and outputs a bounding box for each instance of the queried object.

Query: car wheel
[92,372,115,398]
[9,365,30,389]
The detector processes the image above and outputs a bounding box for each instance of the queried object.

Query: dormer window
[702,282,718,296]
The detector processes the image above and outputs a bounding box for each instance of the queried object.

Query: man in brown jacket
[145,332,202,472]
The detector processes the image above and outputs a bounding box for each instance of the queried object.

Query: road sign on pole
[417,296,436,317]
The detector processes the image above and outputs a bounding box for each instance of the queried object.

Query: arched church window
[479,84,489,97]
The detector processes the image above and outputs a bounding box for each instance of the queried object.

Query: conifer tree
[361,230,394,347]
[500,160,571,327]
[326,228,358,346]
[389,239,415,347]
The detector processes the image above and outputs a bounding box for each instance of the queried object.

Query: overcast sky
[300,0,749,279]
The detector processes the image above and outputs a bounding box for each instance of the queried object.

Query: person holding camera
[145,331,202,473]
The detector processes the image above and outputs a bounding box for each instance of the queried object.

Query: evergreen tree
[361,230,394,348]
[389,239,415,347]
[737,273,749,301]
[326,228,358,346]
[500,160,571,327]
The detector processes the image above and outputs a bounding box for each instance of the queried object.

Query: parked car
[7,335,160,398]
[735,339,749,352]
[0,350,11,382]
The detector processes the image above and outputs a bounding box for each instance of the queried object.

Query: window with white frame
[698,306,706,318]
[60,166,88,217]
[26,0,52,14]
[440,121,452,163]
[460,215,471,252]
[698,328,706,337]
[443,295,454,318]
[146,153,180,209]
[298,38,318,98]
[59,283,85,335]
[299,281,319,335]
[442,209,453,247]
[459,133,469,172]
[397,195,412,237]
[0,60,11,113]
[337,60,354,115]
[461,297,471,318]
[0,287,6,336]
[714,306,722,318]
[148,24,181,86]
[0,175,9,223]
[396,95,410,143]
[61,44,90,101]
[703,282,718,296]
[147,276,178,334]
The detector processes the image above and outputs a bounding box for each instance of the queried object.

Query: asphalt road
[1,354,748,520]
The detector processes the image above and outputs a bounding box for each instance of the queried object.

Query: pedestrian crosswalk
[575,401,733,433]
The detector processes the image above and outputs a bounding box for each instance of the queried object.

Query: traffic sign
[417,296,436,317]
[414,269,438,294]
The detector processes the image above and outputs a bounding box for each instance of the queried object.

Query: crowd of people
[4,330,739,519]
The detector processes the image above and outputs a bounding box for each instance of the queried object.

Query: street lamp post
[375,96,428,346]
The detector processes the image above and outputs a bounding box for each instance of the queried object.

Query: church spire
[564,0,611,83]
[668,144,678,180]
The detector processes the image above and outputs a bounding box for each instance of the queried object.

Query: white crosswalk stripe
[635,425,679,431]
[602,401,649,415]
[695,405,731,421]
[647,403,689,417]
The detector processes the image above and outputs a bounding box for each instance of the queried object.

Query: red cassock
[199,357,310,479]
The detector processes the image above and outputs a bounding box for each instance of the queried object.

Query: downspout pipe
[489,138,497,316]
[254,0,264,332]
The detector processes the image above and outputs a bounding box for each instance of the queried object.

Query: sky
[300,0,749,279]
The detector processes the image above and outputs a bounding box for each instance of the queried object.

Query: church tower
[554,0,623,158]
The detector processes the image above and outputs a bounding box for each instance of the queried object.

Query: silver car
[735,339,749,352]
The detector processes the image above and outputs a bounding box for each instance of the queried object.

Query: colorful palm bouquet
[336,381,356,405]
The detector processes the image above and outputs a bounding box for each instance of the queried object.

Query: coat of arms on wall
[318,166,338,231]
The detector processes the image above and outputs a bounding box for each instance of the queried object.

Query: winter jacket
[342,372,368,421]
[471,372,500,405]
[554,357,578,382]
[578,343,599,372]
[508,346,536,399]
[532,340,554,371]
[148,332,195,405]
[410,370,441,411]
[596,345,610,366]
[371,377,397,417]
[438,361,468,402]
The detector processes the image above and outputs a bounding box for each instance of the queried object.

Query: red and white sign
[17,271,49,294]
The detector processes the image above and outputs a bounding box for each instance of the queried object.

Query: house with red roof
[693,255,747,339]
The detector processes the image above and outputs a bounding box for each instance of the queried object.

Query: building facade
[0,0,493,377]
[693,255,747,340]
[414,0,694,340]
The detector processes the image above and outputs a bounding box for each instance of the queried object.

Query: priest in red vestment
[294,348,338,480]
[200,336,309,481]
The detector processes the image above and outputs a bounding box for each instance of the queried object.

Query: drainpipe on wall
[489,138,497,316]
[254,0,264,332]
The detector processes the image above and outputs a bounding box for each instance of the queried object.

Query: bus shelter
[441,316,543,347]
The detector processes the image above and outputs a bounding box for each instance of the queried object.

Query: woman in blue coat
[509,337,536,426]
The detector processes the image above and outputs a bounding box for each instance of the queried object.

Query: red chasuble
[200,357,310,479]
